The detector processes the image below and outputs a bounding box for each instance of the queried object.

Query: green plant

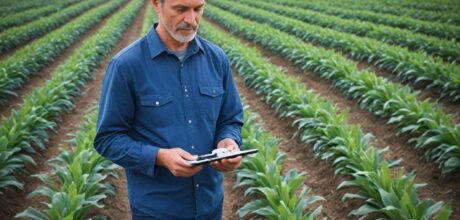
[0,0,142,192]
[16,110,119,219]
[0,0,126,105]
[236,106,324,219]
[198,19,451,219]
[205,4,460,173]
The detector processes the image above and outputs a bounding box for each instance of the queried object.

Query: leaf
[350,204,378,216]
[434,202,452,220]
[238,199,266,217]
[15,207,48,220]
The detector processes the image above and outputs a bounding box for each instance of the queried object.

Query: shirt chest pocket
[139,93,175,127]
[198,85,224,121]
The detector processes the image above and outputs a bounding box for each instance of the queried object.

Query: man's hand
[156,148,202,177]
[211,138,242,172]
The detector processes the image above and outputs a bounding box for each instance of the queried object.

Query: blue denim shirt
[94,25,243,219]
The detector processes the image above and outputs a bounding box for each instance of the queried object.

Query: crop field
[0,0,459,219]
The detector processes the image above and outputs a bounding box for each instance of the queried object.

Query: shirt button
[196,184,199,188]
[155,101,159,106]
[181,63,184,67]
[184,88,188,92]
[188,119,192,124]
[191,146,195,149]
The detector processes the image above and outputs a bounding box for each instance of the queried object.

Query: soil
[223,173,253,220]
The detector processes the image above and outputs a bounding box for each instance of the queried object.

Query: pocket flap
[140,94,174,107]
[199,85,224,98]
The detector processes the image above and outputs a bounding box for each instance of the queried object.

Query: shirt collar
[147,23,205,59]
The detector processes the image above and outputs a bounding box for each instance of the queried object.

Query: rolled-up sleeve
[94,58,158,177]
[214,54,244,147]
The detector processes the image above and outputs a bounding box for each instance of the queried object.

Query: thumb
[176,148,197,160]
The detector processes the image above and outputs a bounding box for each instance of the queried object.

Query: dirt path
[206,18,460,219]
[223,172,251,220]
[0,0,130,119]
[0,1,146,219]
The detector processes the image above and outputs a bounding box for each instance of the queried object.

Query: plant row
[15,109,120,220]
[222,0,460,101]
[234,105,324,219]
[0,0,60,17]
[322,0,460,26]
[0,0,81,31]
[394,0,459,12]
[365,0,460,13]
[141,3,154,36]
[264,0,460,41]
[0,0,107,53]
[0,0,142,192]
[205,4,460,174]
[0,0,126,106]
[236,0,460,63]
[199,20,452,219]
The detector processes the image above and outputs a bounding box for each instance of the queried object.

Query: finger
[226,156,242,164]
[175,148,197,161]
[221,157,242,170]
[177,166,202,176]
[176,157,195,168]
[173,165,203,177]
[211,161,229,172]
[215,159,234,171]
[223,159,238,170]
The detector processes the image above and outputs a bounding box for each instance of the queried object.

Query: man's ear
[151,0,161,13]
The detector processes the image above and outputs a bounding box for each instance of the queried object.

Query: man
[94,0,244,219]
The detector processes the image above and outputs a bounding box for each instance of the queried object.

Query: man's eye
[175,7,187,12]
[195,7,204,12]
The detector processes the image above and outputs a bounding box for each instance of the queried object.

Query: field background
[0,0,459,219]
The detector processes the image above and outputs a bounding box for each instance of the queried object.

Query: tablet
[187,148,259,166]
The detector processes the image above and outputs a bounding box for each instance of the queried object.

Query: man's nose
[183,10,197,26]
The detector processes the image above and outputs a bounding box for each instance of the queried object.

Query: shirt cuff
[140,144,159,177]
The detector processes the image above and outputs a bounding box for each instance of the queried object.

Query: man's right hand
[156,148,202,177]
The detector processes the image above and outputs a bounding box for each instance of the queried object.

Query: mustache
[176,22,197,31]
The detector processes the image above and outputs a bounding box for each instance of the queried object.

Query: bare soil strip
[206,18,460,219]
[0,0,130,119]
[0,1,146,219]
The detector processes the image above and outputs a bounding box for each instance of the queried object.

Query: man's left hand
[211,138,242,172]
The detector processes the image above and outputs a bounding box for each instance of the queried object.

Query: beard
[163,20,198,43]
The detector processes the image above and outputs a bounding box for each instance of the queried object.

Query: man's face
[154,0,205,43]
